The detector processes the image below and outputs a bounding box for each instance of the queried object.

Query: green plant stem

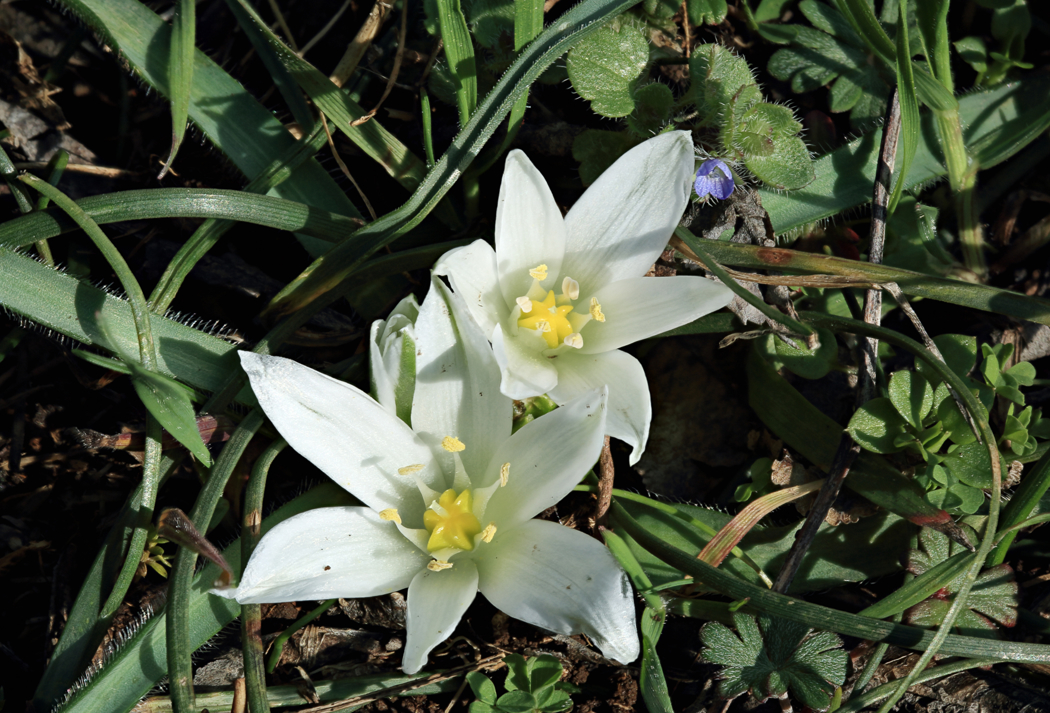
[18,174,156,370]
[266,598,336,673]
[839,658,1002,713]
[99,416,164,619]
[32,149,69,266]
[241,438,287,713]
[167,409,264,713]
[0,143,35,213]
[935,110,986,276]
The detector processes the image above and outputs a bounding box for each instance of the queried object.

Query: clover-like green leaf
[468,671,499,704]
[941,441,994,489]
[497,690,539,713]
[905,527,1018,636]
[847,397,911,454]
[889,371,934,430]
[566,17,649,118]
[700,613,846,711]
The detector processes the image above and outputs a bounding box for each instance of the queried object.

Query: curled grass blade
[889,2,919,214]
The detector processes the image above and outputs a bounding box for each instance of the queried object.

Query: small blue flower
[694,158,735,201]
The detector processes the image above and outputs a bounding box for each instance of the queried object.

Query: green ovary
[423,489,482,552]
[518,290,574,349]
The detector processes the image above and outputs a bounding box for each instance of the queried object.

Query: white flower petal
[369,319,397,417]
[561,131,694,294]
[548,350,651,465]
[370,295,420,422]
[240,352,439,522]
[495,151,566,306]
[215,507,429,604]
[433,240,508,338]
[579,276,734,354]
[402,559,479,673]
[492,323,559,400]
[483,387,607,526]
[476,519,639,664]
[413,277,512,480]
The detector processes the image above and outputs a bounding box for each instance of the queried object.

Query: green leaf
[743,130,815,189]
[566,17,648,117]
[954,36,988,74]
[847,397,911,454]
[690,43,757,126]
[470,702,498,713]
[760,327,836,380]
[572,129,638,185]
[755,0,794,23]
[942,441,994,489]
[639,607,673,713]
[888,0,919,212]
[1006,361,1036,387]
[162,0,195,179]
[700,613,846,710]
[916,335,977,384]
[527,655,564,691]
[436,0,479,124]
[467,671,498,704]
[497,690,539,713]
[128,366,213,466]
[889,371,934,430]
[504,654,530,692]
[627,83,675,136]
[686,0,727,25]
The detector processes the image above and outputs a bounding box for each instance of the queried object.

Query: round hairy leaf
[627,83,675,137]
[889,371,934,429]
[566,18,649,117]
[690,44,757,126]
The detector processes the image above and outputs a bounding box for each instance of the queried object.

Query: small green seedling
[468,655,575,713]
[700,613,847,712]
[905,527,1018,638]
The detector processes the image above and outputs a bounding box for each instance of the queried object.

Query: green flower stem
[241,438,287,713]
[99,416,164,620]
[18,174,156,370]
[166,409,263,713]
[266,598,337,673]
[935,110,986,277]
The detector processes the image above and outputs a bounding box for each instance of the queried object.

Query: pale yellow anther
[481,523,497,543]
[516,296,533,313]
[564,333,583,349]
[379,508,402,524]
[427,560,453,571]
[561,277,580,300]
[589,297,606,322]
[500,462,510,487]
[397,464,425,475]
[441,436,466,452]
[536,319,551,333]
[529,264,549,281]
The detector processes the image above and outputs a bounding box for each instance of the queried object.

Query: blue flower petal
[694,159,735,201]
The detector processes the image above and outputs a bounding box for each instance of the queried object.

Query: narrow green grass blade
[914,0,952,91]
[31,149,70,265]
[160,0,194,179]
[436,0,478,124]
[55,0,359,256]
[0,189,358,248]
[992,446,1050,565]
[690,236,1050,327]
[263,0,647,319]
[53,482,354,713]
[760,75,1050,234]
[222,0,314,131]
[515,0,545,50]
[889,3,918,213]
[613,501,1050,661]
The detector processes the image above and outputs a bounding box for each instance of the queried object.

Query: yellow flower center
[518,290,574,349]
[423,488,482,552]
